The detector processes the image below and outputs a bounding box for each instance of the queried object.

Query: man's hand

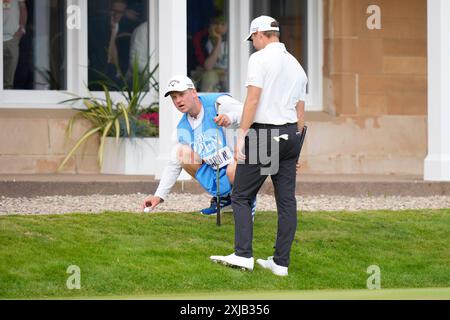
[125,9,139,21]
[234,135,246,162]
[13,28,25,40]
[214,114,231,127]
[209,24,223,43]
[142,195,162,210]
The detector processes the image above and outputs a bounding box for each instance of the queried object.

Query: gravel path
[1,194,450,215]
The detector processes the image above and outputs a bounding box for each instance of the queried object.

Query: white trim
[229,0,250,102]
[424,0,450,181]
[306,0,323,111]
[229,0,323,110]
[0,0,76,109]
[0,2,4,91]
[156,0,188,179]
[67,0,87,100]
[148,0,159,104]
[0,0,155,109]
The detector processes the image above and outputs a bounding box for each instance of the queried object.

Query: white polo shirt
[246,42,308,125]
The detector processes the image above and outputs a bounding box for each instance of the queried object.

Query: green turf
[78,288,450,300]
[0,209,449,299]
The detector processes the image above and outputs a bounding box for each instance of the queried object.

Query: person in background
[2,0,27,89]
[128,21,148,74]
[192,15,228,92]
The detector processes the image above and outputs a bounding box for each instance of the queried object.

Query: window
[187,0,229,93]
[0,0,157,108]
[2,0,66,90]
[249,0,323,110]
[1,0,321,109]
[252,0,308,75]
[87,0,149,91]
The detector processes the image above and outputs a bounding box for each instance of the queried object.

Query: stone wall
[0,0,428,176]
[0,109,100,174]
[323,0,427,116]
[0,109,426,176]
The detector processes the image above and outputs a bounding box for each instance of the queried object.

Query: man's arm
[142,142,183,209]
[142,158,182,210]
[19,1,27,28]
[240,86,262,132]
[153,157,183,201]
[295,100,306,171]
[296,100,305,132]
[204,39,222,71]
[216,95,243,127]
[204,26,224,70]
[235,86,262,160]
[14,1,27,38]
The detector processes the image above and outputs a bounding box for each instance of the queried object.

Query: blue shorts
[195,163,232,197]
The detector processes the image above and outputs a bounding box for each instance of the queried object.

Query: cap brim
[164,89,184,97]
[244,32,252,42]
[164,85,194,97]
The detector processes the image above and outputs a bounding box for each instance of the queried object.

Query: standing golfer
[142,75,256,216]
[210,16,307,276]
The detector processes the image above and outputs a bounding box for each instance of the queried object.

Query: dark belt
[250,122,297,129]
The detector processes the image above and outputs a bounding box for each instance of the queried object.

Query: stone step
[2,174,450,198]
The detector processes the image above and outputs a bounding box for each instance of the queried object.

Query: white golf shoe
[256,256,288,276]
[210,253,254,271]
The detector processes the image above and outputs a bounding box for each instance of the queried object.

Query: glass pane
[251,0,308,74]
[3,0,66,90]
[88,0,149,91]
[187,0,229,93]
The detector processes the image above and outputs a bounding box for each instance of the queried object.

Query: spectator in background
[88,0,143,90]
[107,0,141,73]
[192,15,228,92]
[2,0,27,89]
[128,21,148,73]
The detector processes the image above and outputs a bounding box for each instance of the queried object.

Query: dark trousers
[231,123,302,267]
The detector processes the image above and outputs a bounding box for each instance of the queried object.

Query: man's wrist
[18,26,26,34]
[153,194,165,203]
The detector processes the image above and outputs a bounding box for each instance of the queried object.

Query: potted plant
[58,57,160,175]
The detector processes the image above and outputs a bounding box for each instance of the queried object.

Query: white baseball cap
[244,15,280,41]
[164,75,196,97]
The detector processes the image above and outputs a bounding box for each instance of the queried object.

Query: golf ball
[144,207,152,213]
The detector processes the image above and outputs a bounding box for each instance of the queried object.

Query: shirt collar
[188,106,204,121]
[265,42,286,50]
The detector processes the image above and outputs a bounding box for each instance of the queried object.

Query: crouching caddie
[142,75,256,216]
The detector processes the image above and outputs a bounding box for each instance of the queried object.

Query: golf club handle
[297,125,308,156]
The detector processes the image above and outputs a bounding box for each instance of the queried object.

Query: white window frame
[0,0,157,109]
[0,0,75,108]
[307,0,323,111]
[229,0,323,110]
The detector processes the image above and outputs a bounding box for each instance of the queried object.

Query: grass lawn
[0,209,449,299]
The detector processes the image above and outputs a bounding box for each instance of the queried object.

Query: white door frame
[424,0,450,181]
[229,0,323,110]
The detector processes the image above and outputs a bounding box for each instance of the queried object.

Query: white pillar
[424,0,450,181]
[229,0,250,102]
[156,0,189,179]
